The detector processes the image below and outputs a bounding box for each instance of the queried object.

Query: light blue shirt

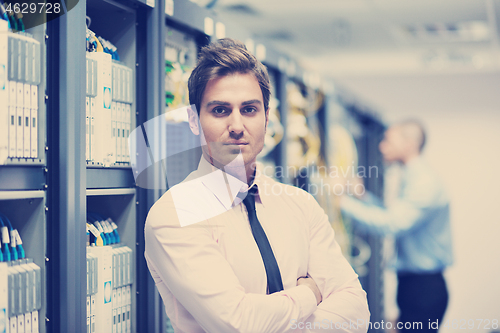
[341,157,453,274]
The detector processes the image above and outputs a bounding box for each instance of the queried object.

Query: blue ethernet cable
[0,216,4,262]
[101,219,114,244]
[14,230,25,259]
[105,218,120,244]
[0,213,18,260]
[88,214,108,245]
[94,221,109,245]
[89,213,120,245]
[0,215,11,262]
[103,219,116,244]
[97,36,111,55]
[96,215,116,244]
[4,2,17,32]
[86,224,90,246]
[0,0,10,23]
[109,42,120,61]
[87,223,103,246]
[89,213,115,244]
[9,229,18,260]
[14,12,24,32]
[105,219,119,244]
[113,224,120,244]
[100,219,114,244]
[86,214,97,245]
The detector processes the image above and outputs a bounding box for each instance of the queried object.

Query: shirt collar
[197,157,268,209]
[251,166,267,207]
[197,157,248,210]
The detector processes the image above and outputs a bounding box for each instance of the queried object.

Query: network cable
[14,11,24,32]
[14,229,25,259]
[87,214,107,245]
[87,212,106,245]
[6,6,17,31]
[0,212,18,260]
[97,35,120,60]
[95,220,109,245]
[88,212,119,245]
[0,213,11,261]
[107,218,120,244]
[102,219,116,244]
[0,0,10,24]
[95,220,110,245]
[93,35,103,52]
[86,28,103,52]
[0,215,6,262]
[87,222,104,247]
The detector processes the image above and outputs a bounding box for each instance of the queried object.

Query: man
[341,121,453,332]
[144,38,370,332]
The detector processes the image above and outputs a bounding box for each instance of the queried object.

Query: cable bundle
[0,0,25,32]
[87,213,120,247]
[86,26,120,60]
[0,212,25,262]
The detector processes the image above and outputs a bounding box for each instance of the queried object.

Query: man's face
[379,127,406,163]
[193,72,269,169]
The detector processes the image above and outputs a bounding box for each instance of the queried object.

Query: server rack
[350,106,385,333]
[0,12,48,333]
[258,66,288,182]
[332,96,386,333]
[162,17,208,333]
[45,0,158,332]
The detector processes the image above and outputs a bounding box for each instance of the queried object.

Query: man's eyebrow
[206,100,231,107]
[205,100,262,107]
[241,99,262,106]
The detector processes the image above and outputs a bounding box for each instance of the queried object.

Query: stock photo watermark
[290,318,499,331]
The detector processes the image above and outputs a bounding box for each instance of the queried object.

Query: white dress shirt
[145,157,370,332]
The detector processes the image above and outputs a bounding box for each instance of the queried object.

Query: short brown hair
[188,38,271,114]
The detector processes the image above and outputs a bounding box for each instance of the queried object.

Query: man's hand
[297,276,322,305]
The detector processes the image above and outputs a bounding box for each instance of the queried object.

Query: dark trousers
[397,272,448,332]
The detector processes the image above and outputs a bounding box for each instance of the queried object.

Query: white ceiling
[209,0,500,77]
[336,72,500,119]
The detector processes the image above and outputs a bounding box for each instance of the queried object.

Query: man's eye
[242,107,257,114]
[212,107,227,115]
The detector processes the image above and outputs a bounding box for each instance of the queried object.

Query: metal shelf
[0,165,46,191]
[0,190,45,200]
[86,188,136,196]
[1,158,45,165]
[86,167,136,189]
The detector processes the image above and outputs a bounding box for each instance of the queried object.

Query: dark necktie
[242,186,284,294]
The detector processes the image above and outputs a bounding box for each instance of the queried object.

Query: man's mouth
[224,141,248,145]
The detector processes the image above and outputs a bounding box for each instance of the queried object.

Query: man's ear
[187,105,200,135]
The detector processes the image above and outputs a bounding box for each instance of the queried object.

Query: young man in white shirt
[145,38,370,333]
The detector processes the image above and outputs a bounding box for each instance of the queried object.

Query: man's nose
[228,110,244,137]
